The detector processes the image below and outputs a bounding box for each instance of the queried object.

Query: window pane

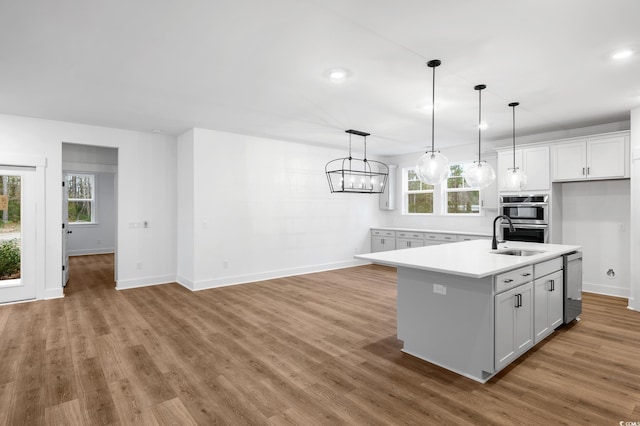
[449,164,465,177]
[408,193,433,213]
[447,191,480,214]
[67,175,94,200]
[0,175,21,281]
[68,201,92,223]
[447,176,466,189]
[420,182,434,190]
[408,180,421,191]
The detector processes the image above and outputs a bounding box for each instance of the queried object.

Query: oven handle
[502,224,548,229]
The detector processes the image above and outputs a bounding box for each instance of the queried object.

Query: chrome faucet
[492,215,515,250]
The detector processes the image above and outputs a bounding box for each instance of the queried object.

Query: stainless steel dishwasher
[563,251,583,324]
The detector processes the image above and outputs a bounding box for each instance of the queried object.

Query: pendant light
[463,84,496,189]
[416,60,450,185]
[502,102,527,191]
[325,129,389,194]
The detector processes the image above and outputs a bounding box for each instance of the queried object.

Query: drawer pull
[504,279,514,283]
[521,273,531,277]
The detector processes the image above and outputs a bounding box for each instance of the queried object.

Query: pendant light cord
[510,102,519,169]
[478,87,482,163]
[431,64,435,153]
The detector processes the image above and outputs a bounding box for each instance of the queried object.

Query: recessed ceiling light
[612,49,633,60]
[478,121,489,130]
[326,68,350,83]
[152,128,164,133]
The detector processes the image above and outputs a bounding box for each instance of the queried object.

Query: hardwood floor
[0,254,639,425]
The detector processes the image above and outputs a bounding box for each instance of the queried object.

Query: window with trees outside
[446,164,480,215]
[403,164,481,215]
[404,169,435,214]
[67,173,96,223]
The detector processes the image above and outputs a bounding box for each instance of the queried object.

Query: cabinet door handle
[515,293,522,308]
[587,167,590,175]
[504,279,514,283]
[582,167,586,175]
[550,279,555,291]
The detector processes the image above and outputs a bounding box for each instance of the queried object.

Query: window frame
[402,168,436,215]
[66,172,97,225]
[442,163,482,216]
[402,163,483,216]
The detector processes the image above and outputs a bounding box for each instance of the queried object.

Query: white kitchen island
[355,239,581,383]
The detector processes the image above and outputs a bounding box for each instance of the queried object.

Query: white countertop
[355,239,581,278]
[372,227,491,237]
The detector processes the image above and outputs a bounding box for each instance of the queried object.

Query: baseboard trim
[44,288,64,300]
[582,281,629,299]
[116,275,176,291]
[175,275,194,291]
[190,259,370,291]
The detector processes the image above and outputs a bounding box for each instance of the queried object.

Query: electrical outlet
[433,284,447,295]
[143,220,149,229]
[223,261,229,270]
[137,262,143,270]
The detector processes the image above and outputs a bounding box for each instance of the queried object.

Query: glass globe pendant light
[463,84,496,189]
[502,102,527,191]
[416,60,450,185]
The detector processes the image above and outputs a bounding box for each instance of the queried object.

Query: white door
[0,167,37,304]
[62,174,70,286]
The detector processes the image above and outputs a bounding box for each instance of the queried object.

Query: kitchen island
[355,239,581,383]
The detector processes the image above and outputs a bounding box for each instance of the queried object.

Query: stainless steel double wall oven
[499,194,549,243]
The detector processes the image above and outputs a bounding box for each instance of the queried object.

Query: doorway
[0,166,37,304]
[62,144,118,291]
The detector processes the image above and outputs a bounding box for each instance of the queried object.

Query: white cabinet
[379,165,397,210]
[534,270,564,343]
[396,231,424,250]
[551,134,628,182]
[498,146,550,192]
[495,282,534,371]
[371,229,396,253]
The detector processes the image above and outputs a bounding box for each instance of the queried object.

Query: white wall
[176,128,385,290]
[561,180,630,298]
[0,113,177,297]
[629,107,640,311]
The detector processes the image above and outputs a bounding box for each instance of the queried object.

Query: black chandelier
[325,129,389,194]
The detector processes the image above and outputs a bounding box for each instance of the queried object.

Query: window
[445,164,480,215]
[403,164,481,216]
[67,173,95,223]
[404,169,434,214]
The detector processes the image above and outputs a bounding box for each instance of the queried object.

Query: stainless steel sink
[492,249,545,256]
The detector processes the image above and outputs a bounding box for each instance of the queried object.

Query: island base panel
[397,267,495,383]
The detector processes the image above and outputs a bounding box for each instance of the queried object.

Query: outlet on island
[433,284,447,295]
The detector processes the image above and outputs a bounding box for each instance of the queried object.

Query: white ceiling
[1,0,639,155]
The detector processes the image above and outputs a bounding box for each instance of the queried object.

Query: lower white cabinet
[495,282,534,371]
[371,230,396,252]
[396,231,425,250]
[534,270,564,343]
[371,236,395,252]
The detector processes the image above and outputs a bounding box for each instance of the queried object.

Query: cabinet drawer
[397,231,424,239]
[425,233,456,243]
[534,257,563,279]
[495,265,534,293]
[372,229,395,237]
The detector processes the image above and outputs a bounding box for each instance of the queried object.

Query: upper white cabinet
[379,165,397,210]
[551,134,629,182]
[497,146,550,192]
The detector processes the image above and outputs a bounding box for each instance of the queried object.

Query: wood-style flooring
[0,254,639,425]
